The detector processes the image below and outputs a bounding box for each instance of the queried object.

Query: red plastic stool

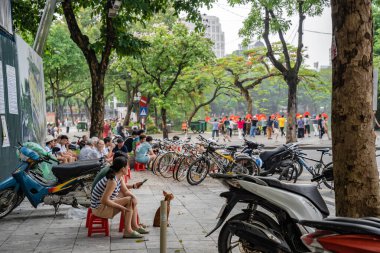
[85,208,92,228]
[87,209,109,237]
[119,211,141,232]
[134,162,146,171]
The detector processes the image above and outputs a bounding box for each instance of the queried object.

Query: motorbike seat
[259,146,286,162]
[256,177,329,217]
[52,160,101,183]
[325,217,380,229]
[226,145,241,151]
[316,148,330,153]
[299,219,380,236]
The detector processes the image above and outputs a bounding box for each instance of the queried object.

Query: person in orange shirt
[181,121,188,134]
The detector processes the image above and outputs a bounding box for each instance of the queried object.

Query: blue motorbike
[0,143,103,218]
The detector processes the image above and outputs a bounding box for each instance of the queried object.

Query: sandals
[123,230,144,238]
[135,227,150,234]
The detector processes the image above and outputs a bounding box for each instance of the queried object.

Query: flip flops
[123,230,144,238]
[135,227,150,234]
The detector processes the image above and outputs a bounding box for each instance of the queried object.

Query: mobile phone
[141,179,148,184]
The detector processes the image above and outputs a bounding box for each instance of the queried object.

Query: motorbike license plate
[216,203,227,219]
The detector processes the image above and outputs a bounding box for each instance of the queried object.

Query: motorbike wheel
[186,158,209,185]
[218,212,283,253]
[0,188,20,218]
[322,162,334,190]
[233,158,260,176]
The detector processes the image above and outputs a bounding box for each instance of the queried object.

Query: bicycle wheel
[158,152,178,178]
[175,155,196,181]
[152,152,165,175]
[232,158,260,175]
[278,164,299,183]
[322,162,334,190]
[186,158,210,185]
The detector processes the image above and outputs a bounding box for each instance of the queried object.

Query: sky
[200,1,332,68]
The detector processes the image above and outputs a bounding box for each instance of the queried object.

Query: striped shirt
[90,176,121,209]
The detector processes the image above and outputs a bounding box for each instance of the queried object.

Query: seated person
[135,135,156,164]
[90,156,148,238]
[112,138,128,156]
[124,131,138,153]
[45,136,67,163]
[55,135,76,162]
[132,129,145,156]
[103,137,114,161]
[78,139,99,160]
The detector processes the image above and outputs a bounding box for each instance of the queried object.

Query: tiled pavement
[0,170,336,253]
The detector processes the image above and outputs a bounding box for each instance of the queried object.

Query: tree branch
[269,10,291,70]
[100,0,116,76]
[163,53,188,96]
[244,73,282,90]
[294,1,305,72]
[262,8,287,73]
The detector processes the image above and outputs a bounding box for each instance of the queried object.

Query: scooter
[207,173,330,252]
[300,217,380,252]
[0,143,103,219]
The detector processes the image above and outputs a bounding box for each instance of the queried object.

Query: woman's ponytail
[106,167,116,179]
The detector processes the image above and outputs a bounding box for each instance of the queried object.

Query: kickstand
[53,203,60,217]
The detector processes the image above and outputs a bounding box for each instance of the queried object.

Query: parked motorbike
[300,217,380,252]
[240,139,299,180]
[0,144,103,219]
[207,173,330,253]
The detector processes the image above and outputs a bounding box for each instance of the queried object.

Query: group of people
[206,113,331,141]
[44,128,156,166]
[207,115,287,141]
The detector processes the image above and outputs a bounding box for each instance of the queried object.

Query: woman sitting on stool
[90,156,149,238]
[135,135,156,165]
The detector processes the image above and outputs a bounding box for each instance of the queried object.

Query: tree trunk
[54,97,60,127]
[154,105,159,128]
[161,108,168,139]
[123,102,133,127]
[331,0,380,217]
[68,101,75,124]
[241,87,253,115]
[286,78,297,143]
[89,72,105,138]
[187,108,198,128]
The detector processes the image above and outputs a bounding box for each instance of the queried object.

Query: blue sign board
[139,107,148,117]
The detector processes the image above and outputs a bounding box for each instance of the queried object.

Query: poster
[1,115,10,147]
[16,35,46,143]
[0,60,4,114]
[6,65,18,114]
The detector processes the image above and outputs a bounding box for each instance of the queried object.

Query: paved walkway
[0,170,336,253]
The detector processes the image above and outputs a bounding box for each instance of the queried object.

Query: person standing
[278,115,286,137]
[250,116,258,137]
[237,118,245,139]
[317,114,324,139]
[64,119,69,133]
[243,118,250,137]
[297,116,305,139]
[312,115,319,136]
[261,117,267,136]
[304,115,311,137]
[209,119,219,140]
[266,116,274,139]
[103,120,111,138]
[323,117,331,140]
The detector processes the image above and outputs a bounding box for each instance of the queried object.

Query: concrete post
[160,200,167,253]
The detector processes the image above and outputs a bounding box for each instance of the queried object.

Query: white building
[184,15,225,58]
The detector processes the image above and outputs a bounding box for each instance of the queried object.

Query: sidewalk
[0,171,336,253]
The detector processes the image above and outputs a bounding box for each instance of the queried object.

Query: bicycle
[284,148,334,189]
[186,135,260,185]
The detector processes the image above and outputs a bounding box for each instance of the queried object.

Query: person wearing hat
[45,136,68,163]
[112,138,128,155]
